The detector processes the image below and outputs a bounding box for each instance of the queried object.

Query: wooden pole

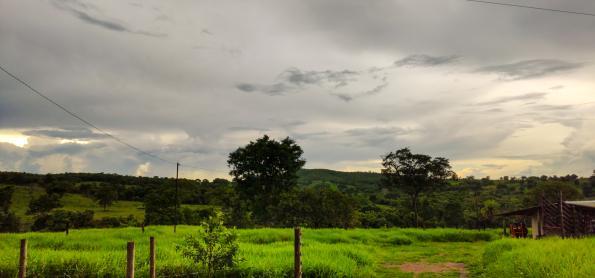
[149,237,156,278]
[294,227,302,278]
[18,239,27,278]
[174,162,179,233]
[126,241,135,278]
[559,191,565,238]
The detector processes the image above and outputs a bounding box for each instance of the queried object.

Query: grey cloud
[482,164,505,170]
[362,82,388,96]
[237,66,386,99]
[52,0,166,37]
[532,104,574,111]
[550,85,564,90]
[475,59,582,80]
[476,92,548,106]
[280,68,358,87]
[228,126,270,132]
[28,142,106,157]
[332,94,353,102]
[23,127,107,140]
[235,82,293,96]
[394,54,459,67]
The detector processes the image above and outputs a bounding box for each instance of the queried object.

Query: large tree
[381,148,453,227]
[227,135,305,224]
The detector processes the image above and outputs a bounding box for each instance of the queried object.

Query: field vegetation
[1,226,592,277]
[0,226,497,277]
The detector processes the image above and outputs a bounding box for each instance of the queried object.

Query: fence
[15,227,303,278]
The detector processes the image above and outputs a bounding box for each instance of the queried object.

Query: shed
[497,199,595,239]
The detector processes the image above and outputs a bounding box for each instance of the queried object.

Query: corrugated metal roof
[565,200,595,208]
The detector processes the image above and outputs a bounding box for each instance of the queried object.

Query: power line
[0,64,177,165]
[467,0,595,17]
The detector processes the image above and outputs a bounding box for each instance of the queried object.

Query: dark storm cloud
[475,59,582,80]
[52,0,166,37]
[394,54,459,67]
[23,127,107,140]
[476,92,548,106]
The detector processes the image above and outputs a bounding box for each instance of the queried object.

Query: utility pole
[174,162,180,233]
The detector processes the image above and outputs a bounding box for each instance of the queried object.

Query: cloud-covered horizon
[2,0,595,179]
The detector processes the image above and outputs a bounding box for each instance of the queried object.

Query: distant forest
[1,168,592,232]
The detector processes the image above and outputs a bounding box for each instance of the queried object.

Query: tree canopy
[381,148,453,227]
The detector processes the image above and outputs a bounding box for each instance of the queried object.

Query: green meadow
[6,186,208,227]
[1,226,591,277]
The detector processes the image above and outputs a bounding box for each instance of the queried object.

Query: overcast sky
[2,0,595,179]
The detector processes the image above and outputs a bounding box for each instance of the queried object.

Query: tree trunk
[412,193,419,228]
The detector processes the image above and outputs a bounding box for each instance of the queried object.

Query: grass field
[0,227,498,277]
[0,226,592,277]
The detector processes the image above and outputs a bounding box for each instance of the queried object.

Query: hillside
[298,169,382,193]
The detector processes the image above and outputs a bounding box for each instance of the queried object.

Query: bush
[177,215,241,277]
[27,194,62,215]
[31,210,94,231]
[0,211,20,232]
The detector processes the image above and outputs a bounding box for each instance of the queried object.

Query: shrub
[177,215,241,277]
[0,211,20,232]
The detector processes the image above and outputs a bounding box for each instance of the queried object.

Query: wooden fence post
[149,237,156,278]
[294,227,302,278]
[559,191,565,238]
[126,241,135,278]
[18,239,27,278]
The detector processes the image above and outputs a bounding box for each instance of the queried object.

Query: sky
[1,0,595,179]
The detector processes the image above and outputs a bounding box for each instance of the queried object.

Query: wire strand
[467,0,595,17]
[0,64,176,165]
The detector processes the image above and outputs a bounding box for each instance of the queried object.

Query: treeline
[1,135,593,232]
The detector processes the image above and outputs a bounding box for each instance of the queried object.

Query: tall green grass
[0,227,496,277]
[482,237,595,277]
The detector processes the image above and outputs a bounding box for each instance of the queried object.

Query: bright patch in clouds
[0,132,28,147]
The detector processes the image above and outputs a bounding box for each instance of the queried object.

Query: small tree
[94,184,118,211]
[177,215,241,277]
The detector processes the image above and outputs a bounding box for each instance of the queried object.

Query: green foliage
[0,211,20,232]
[177,216,241,277]
[228,135,306,224]
[381,148,453,227]
[27,194,62,215]
[0,186,14,212]
[31,209,94,231]
[144,188,178,225]
[524,181,583,206]
[93,183,118,211]
[274,187,359,228]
